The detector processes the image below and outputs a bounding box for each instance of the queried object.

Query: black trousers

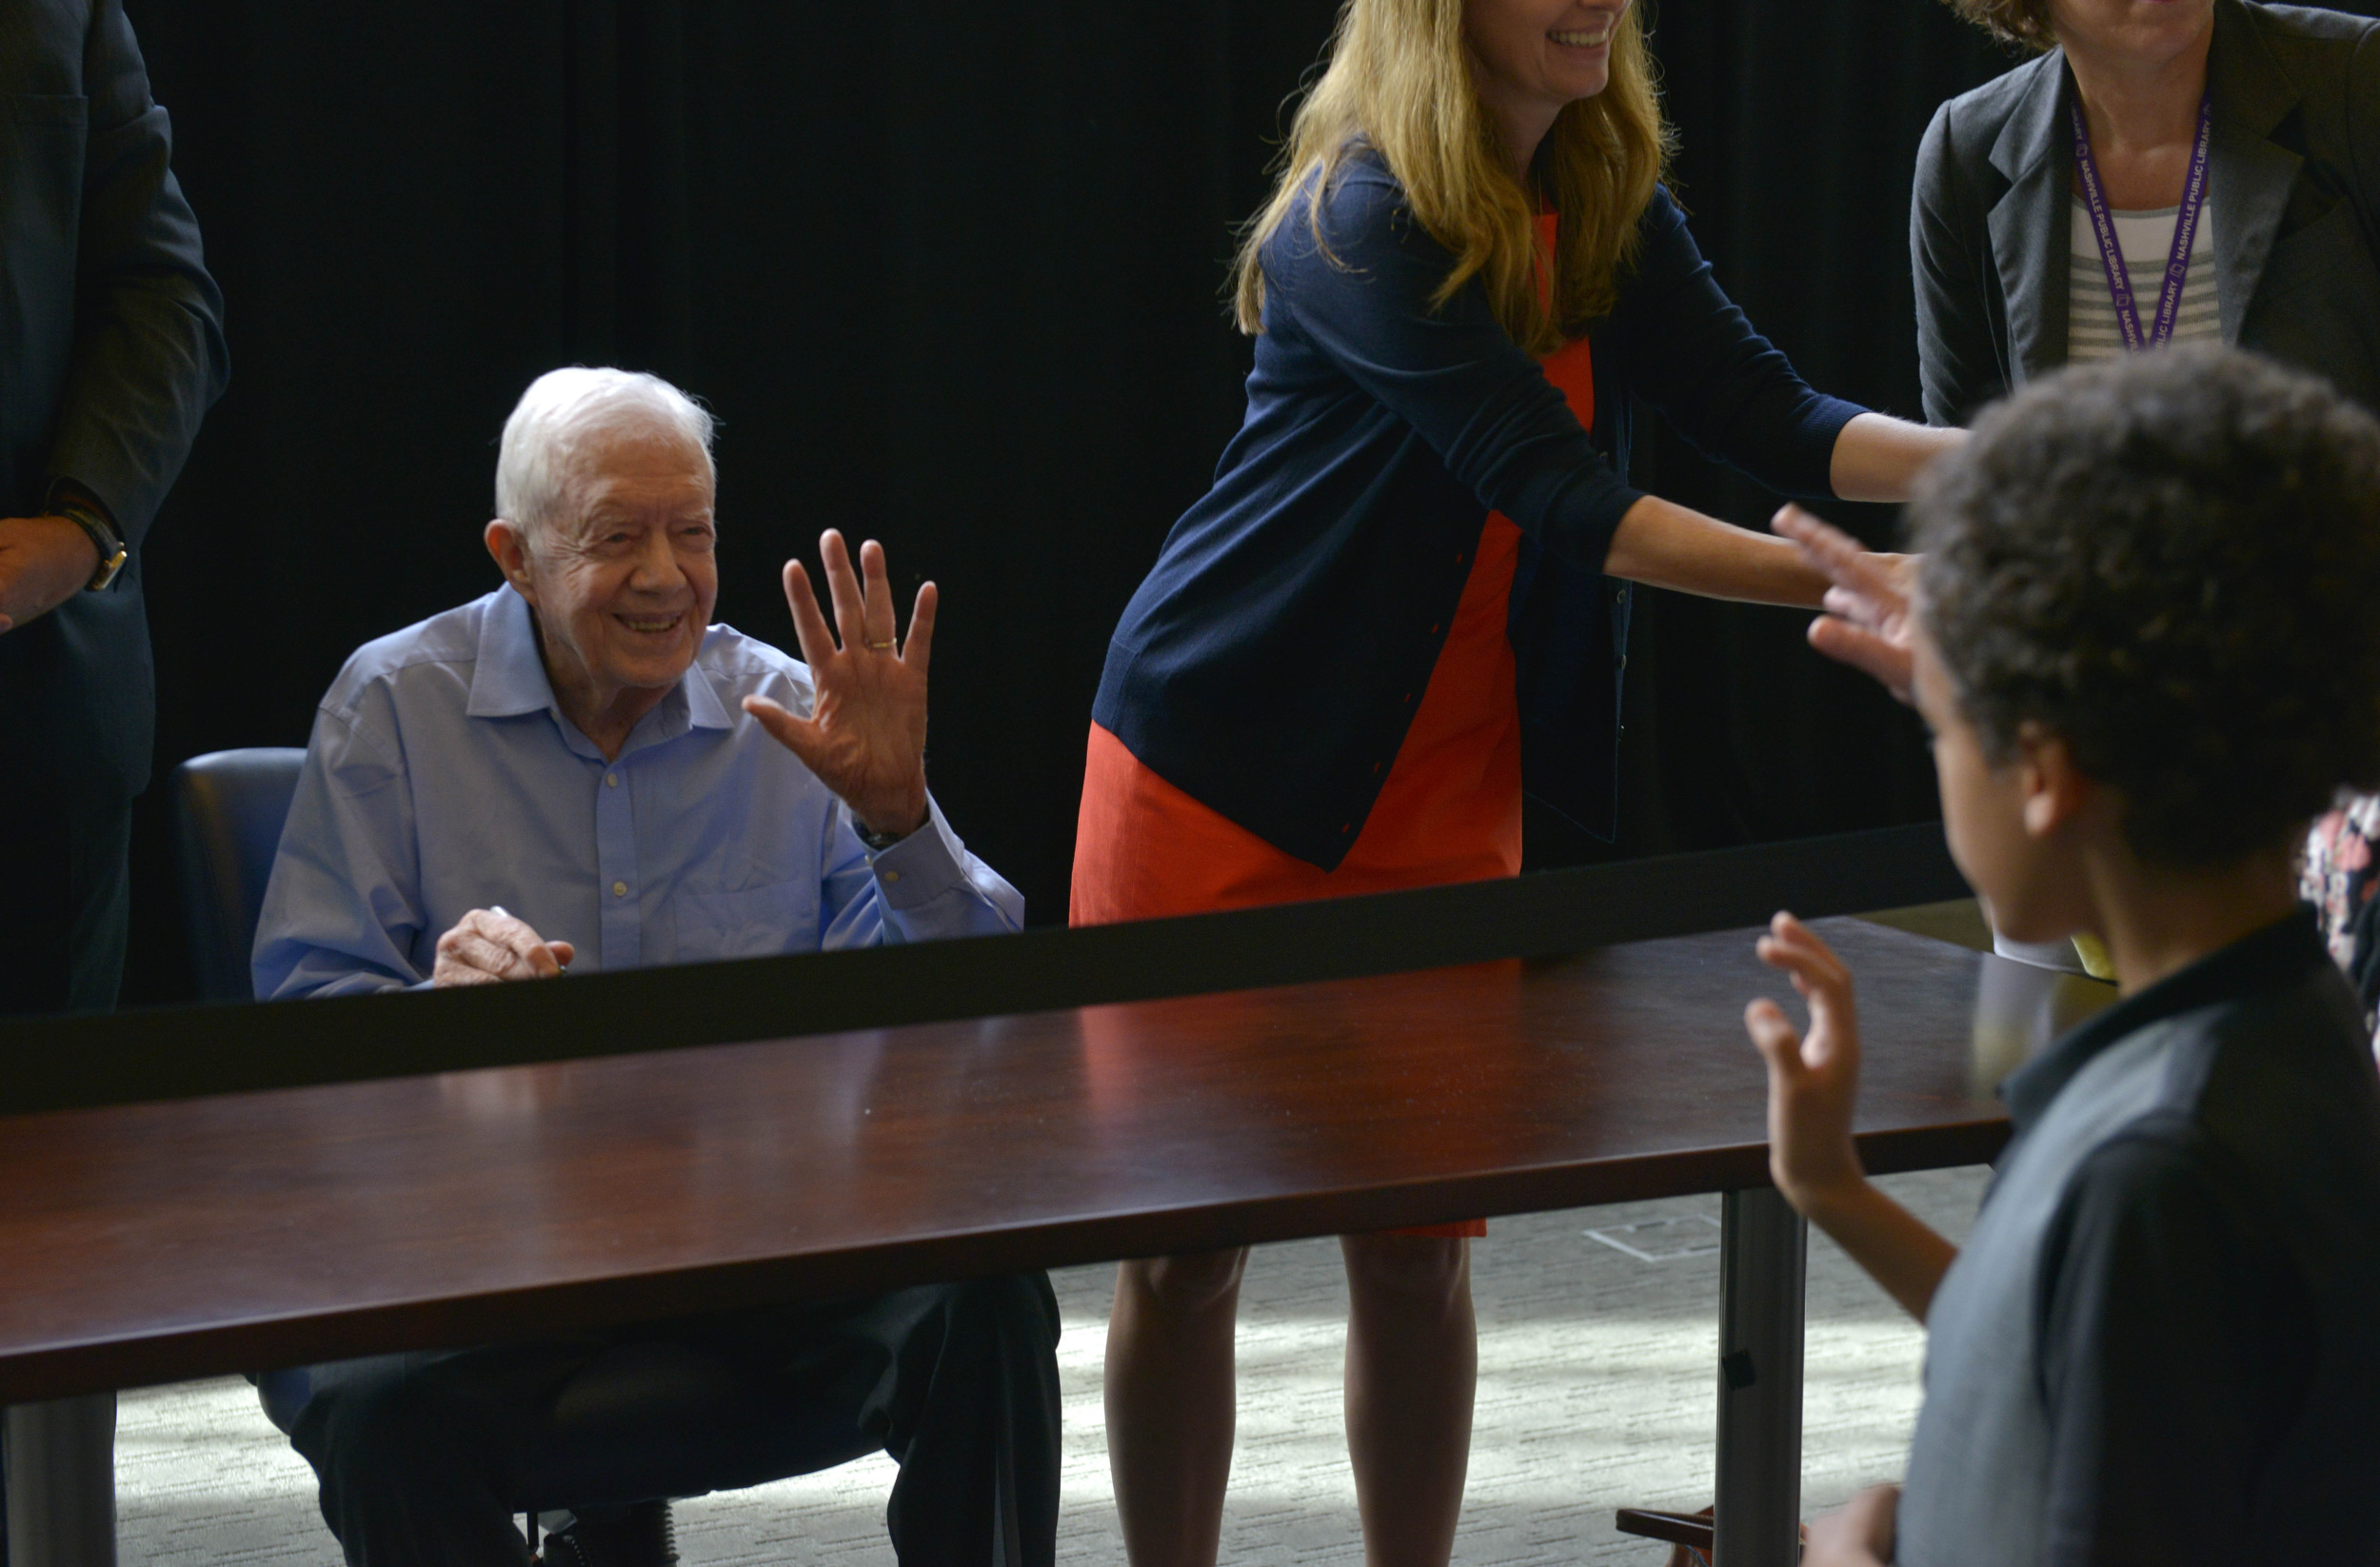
[0,784,132,1566]
[0,781,131,1019]
[288,1279,1063,1567]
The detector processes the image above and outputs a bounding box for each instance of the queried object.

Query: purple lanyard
[2070,89,2212,351]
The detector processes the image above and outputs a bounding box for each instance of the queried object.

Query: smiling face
[2047,0,2214,70]
[491,420,719,739]
[1465,0,1630,132]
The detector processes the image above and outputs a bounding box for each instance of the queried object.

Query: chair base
[1616,1503,1809,1565]
[535,1501,678,1567]
[1616,1506,1713,1565]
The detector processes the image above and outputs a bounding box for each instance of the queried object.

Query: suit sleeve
[1913,103,2009,429]
[42,0,228,546]
[1605,190,1865,500]
[1265,166,1645,573]
[2350,27,2380,255]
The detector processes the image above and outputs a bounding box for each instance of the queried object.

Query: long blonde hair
[1233,0,1673,356]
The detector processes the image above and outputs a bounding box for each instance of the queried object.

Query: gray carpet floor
[113,1167,1987,1565]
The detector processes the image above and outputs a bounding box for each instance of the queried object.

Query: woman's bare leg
[1105,1248,1251,1567]
[1340,1233,1477,1567]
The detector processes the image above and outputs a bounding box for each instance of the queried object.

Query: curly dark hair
[1912,345,2380,867]
[1942,0,2056,51]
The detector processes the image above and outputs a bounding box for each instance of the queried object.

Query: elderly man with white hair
[251,367,1057,1567]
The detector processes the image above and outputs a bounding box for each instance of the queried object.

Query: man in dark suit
[0,0,226,1013]
[1,0,227,1560]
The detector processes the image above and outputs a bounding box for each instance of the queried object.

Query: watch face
[63,505,129,589]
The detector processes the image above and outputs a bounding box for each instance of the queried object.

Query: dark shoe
[537,1500,678,1567]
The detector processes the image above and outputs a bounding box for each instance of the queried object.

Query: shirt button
[605,773,618,788]
[883,869,902,884]
[611,881,627,898]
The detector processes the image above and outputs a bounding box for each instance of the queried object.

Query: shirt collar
[465,585,563,719]
[2002,905,2329,1129]
[680,647,734,732]
[464,584,735,736]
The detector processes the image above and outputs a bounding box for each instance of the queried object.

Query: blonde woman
[1072,1,1956,1561]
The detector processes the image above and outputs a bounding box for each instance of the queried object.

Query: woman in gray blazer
[1914,0,2379,426]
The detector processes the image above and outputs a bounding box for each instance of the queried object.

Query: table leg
[3,1395,117,1567]
[1714,1187,1807,1567]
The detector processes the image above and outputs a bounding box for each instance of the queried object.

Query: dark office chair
[172,747,307,1002]
[169,748,878,1562]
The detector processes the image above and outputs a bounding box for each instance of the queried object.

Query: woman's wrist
[1608,497,1831,607]
[1829,412,1965,504]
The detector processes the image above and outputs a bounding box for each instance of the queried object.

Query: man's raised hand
[742,529,934,841]
[1773,505,1916,704]
[431,907,575,986]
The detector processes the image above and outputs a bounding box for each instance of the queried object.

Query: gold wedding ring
[865,639,897,651]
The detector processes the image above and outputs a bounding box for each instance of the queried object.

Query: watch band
[856,821,912,853]
[46,486,128,592]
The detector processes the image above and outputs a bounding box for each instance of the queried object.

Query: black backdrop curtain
[108,1,2368,1004]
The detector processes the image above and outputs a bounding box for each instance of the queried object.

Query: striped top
[2068,195,2221,362]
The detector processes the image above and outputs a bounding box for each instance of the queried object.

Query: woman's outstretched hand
[743,529,935,840]
[1744,912,1868,1213]
[1774,505,1916,704]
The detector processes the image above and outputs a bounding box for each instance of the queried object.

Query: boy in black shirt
[1753,345,2380,1565]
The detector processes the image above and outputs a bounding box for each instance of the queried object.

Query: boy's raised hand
[1745,914,1959,1322]
[1745,912,1867,1212]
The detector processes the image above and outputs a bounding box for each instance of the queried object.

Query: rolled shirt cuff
[862,795,971,913]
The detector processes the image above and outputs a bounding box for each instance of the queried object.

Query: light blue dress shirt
[254,585,1023,1000]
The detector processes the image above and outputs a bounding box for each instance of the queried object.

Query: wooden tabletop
[0,918,2008,1404]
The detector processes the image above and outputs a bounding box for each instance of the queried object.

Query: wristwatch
[856,820,914,853]
[47,483,129,592]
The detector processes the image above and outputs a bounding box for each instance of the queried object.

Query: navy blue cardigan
[1094,152,1863,870]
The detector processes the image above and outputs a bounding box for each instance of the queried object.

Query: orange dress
[1072,242,1597,1240]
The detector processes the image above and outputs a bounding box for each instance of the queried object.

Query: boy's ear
[2013,722,2094,841]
